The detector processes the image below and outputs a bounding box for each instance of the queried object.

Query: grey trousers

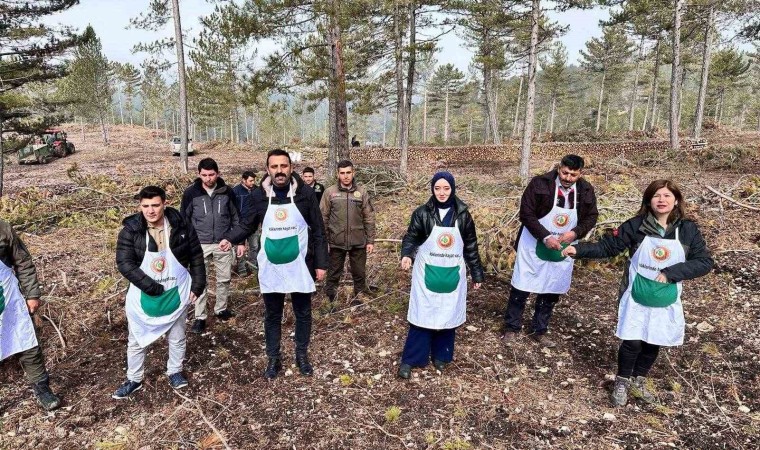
[126,312,187,382]
[195,243,233,320]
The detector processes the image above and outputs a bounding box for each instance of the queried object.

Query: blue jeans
[401,324,456,367]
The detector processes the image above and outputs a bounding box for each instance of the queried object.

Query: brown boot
[530,333,557,348]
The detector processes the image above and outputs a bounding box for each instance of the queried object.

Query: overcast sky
[52,0,610,77]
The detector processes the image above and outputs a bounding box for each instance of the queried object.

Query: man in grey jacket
[181,158,244,334]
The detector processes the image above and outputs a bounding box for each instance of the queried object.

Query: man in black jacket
[113,186,206,399]
[503,154,598,348]
[181,158,244,334]
[221,149,328,379]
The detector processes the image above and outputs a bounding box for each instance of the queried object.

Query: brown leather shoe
[501,331,519,345]
[530,333,557,348]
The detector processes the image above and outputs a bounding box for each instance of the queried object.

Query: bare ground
[0,125,759,450]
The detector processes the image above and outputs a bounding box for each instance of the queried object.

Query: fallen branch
[705,185,760,211]
[374,238,402,243]
[41,314,67,349]
[172,390,232,450]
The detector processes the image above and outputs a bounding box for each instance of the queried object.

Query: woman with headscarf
[563,179,713,406]
[397,171,485,379]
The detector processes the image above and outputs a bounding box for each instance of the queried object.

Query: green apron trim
[631,274,678,308]
[424,264,460,294]
[140,285,181,317]
[264,235,300,265]
[535,241,569,262]
[0,286,5,315]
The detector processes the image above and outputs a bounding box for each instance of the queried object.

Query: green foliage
[442,438,472,450]
[384,406,401,423]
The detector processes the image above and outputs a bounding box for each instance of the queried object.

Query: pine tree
[428,64,466,144]
[540,42,569,134]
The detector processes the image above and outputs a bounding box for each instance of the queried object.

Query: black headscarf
[431,171,456,226]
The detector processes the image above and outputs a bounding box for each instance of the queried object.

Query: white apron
[0,260,38,361]
[125,223,193,348]
[511,184,579,294]
[617,227,686,346]
[408,222,468,330]
[257,187,315,294]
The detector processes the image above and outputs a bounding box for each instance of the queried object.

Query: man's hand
[401,256,412,270]
[655,273,668,283]
[316,269,326,281]
[472,283,482,290]
[558,231,577,244]
[366,244,375,254]
[219,239,232,252]
[562,246,577,258]
[544,236,563,250]
[26,298,41,314]
[189,292,198,303]
[236,245,246,258]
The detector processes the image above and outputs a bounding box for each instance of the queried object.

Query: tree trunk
[512,73,524,137]
[549,95,557,134]
[520,0,540,182]
[80,117,86,143]
[327,9,349,176]
[401,1,416,176]
[394,3,405,148]
[0,115,4,197]
[118,89,125,125]
[382,108,387,147]
[484,67,502,144]
[171,0,190,173]
[243,108,250,142]
[444,89,450,144]
[692,4,714,140]
[422,87,428,143]
[717,90,724,125]
[99,113,109,145]
[605,100,610,131]
[669,0,684,151]
[629,35,645,131]
[469,115,473,144]
[595,71,606,132]
[647,38,662,132]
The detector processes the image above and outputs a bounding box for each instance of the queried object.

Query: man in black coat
[221,149,328,379]
[503,154,598,348]
[113,186,206,399]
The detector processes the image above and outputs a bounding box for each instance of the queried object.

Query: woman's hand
[472,283,482,290]
[655,273,668,283]
[562,245,577,257]
[401,256,412,270]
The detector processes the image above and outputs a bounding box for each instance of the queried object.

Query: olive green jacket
[0,220,41,298]
[320,182,376,250]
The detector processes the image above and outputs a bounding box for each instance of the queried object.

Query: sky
[52,0,611,76]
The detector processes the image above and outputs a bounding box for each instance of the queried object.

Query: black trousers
[325,246,367,298]
[262,293,312,359]
[617,340,660,378]
[504,286,559,335]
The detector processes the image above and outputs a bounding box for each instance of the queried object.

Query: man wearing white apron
[0,219,61,411]
[503,155,598,348]
[113,186,206,399]
[221,149,328,379]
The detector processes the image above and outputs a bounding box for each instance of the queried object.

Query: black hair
[302,167,315,174]
[560,154,585,170]
[266,148,291,166]
[198,157,219,173]
[337,159,354,169]
[137,185,166,202]
[242,170,256,180]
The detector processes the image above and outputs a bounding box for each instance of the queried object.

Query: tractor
[17,128,76,164]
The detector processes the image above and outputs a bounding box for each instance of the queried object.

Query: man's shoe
[530,333,557,348]
[112,380,143,400]
[168,372,188,389]
[296,353,314,376]
[631,376,658,404]
[501,331,519,345]
[264,358,282,379]
[32,380,61,411]
[215,309,235,321]
[397,363,412,379]
[190,319,206,334]
[432,359,446,372]
[610,376,631,407]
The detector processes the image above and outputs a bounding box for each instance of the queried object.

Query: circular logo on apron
[353,191,362,199]
[150,256,167,273]
[274,208,288,222]
[651,246,671,262]
[437,232,455,250]
[553,213,570,228]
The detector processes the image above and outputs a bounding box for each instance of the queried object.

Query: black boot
[32,378,61,411]
[264,357,282,379]
[295,353,313,376]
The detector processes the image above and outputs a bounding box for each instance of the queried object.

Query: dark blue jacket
[231,183,256,218]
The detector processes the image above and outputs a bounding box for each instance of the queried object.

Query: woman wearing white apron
[397,172,485,379]
[565,180,713,407]
[113,186,206,399]
[0,219,61,411]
